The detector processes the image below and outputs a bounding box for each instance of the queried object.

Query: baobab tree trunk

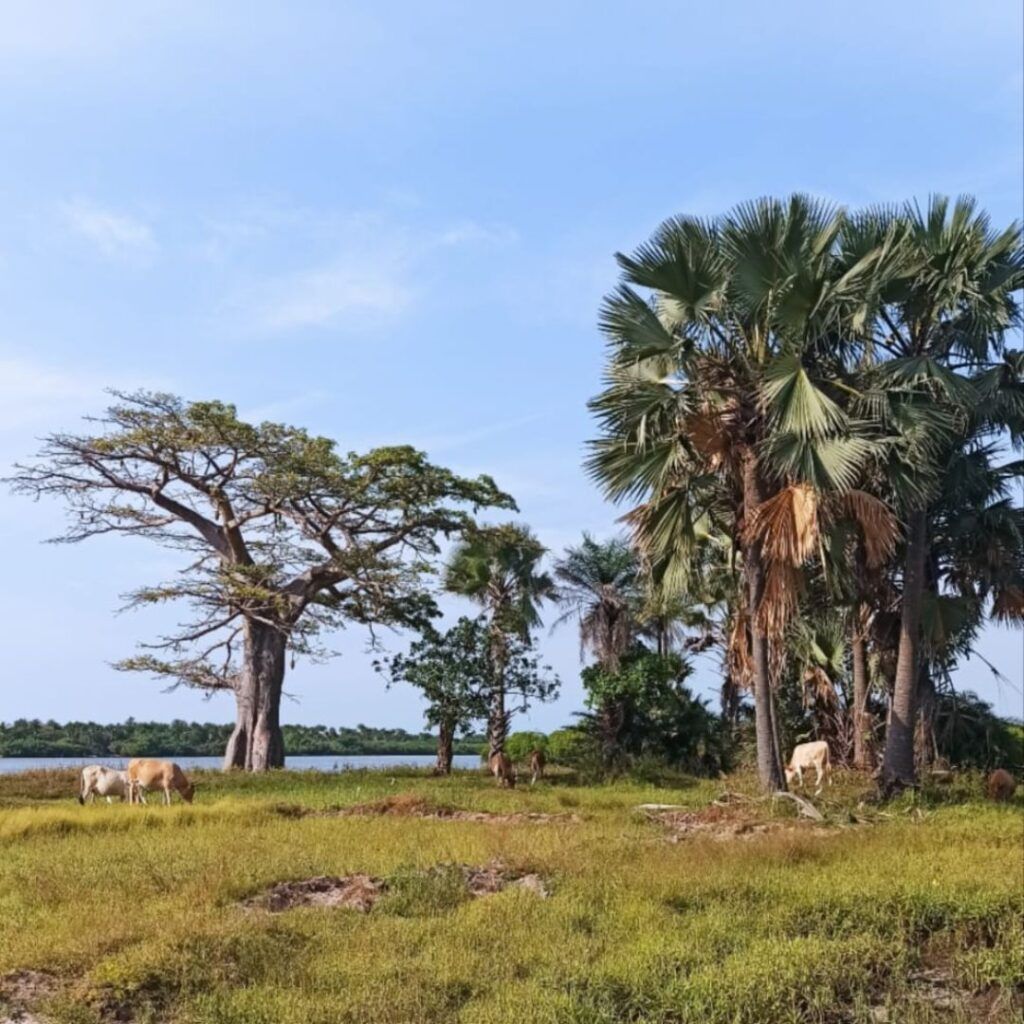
[882,509,928,791]
[223,622,286,771]
[435,718,455,775]
[851,607,872,770]
[742,456,785,792]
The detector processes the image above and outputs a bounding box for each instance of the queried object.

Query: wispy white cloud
[435,221,518,247]
[218,207,519,338]
[0,353,164,436]
[60,199,158,261]
[239,259,414,335]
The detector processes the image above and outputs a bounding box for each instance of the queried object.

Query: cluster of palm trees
[585,194,1023,792]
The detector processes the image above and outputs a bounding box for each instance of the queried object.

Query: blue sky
[0,1,1021,732]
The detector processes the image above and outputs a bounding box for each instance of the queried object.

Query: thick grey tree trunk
[882,509,928,790]
[851,608,872,770]
[223,622,286,771]
[435,718,455,775]
[742,456,785,792]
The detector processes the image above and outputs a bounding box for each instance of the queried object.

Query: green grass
[0,767,1020,1023]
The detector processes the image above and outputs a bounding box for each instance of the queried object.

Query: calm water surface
[0,754,481,775]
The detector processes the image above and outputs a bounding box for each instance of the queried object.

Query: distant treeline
[0,720,487,758]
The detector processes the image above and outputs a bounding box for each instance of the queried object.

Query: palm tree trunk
[914,665,937,772]
[742,456,785,792]
[851,606,872,770]
[882,509,928,790]
[487,624,508,758]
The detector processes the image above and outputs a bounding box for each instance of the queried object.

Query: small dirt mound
[0,970,59,1023]
[243,874,384,913]
[243,860,549,914]
[463,861,550,898]
[640,804,829,842]
[338,794,578,824]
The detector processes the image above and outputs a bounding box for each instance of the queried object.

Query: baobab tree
[9,391,513,770]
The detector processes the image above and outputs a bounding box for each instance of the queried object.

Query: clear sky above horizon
[0,1,1021,732]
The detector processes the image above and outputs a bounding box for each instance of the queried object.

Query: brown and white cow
[488,752,516,788]
[126,759,195,805]
[784,741,832,792]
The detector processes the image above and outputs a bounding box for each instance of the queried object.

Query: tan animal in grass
[126,759,195,805]
[529,748,546,785]
[488,752,516,788]
[78,765,132,805]
[784,741,832,793]
[986,768,1016,802]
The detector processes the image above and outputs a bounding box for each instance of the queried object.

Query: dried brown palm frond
[745,484,820,566]
[682,404,736,470]
[757,560,802,636]
[802,666,840,710]
[726,607,753,692]
[837,489,899,568]
[992,585,1024,623]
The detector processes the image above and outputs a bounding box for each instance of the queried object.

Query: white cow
[78,765,137,805]
[784,741,832,793]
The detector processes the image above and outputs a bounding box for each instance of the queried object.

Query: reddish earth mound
[243,860,549,913]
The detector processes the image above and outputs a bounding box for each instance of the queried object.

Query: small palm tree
[552,534,641,670]
[444,523,555,757]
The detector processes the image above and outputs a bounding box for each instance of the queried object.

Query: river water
[0,754,482,775]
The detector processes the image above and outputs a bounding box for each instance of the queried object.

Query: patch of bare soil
[867,948,1023,1023]
[640,803,831,841]
[243,859,550,913]
[336,794,579,824]
[242,874,384,913]
[0,970,59,1023]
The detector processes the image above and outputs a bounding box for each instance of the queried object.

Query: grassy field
[0,767,1020,1024]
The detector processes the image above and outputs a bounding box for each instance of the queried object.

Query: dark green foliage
[0,719,486,758]
[579,648,726,774]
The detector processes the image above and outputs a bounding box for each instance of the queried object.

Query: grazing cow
[126,759,195,805]
[784,741,832,792]
[488,752,516,788]
[78,765,132,805]
[986,768,1016,802]
[529,748,546,785]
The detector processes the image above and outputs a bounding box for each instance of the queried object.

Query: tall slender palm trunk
[487,624,509,759]
[851,606,872,770]
[882,509,928,789]
[742,456,785,792]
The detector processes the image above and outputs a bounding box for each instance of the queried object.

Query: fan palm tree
[551,534,641,670]
[845,197,1024,789]
[589,195,885,790]
[444,523,555,757]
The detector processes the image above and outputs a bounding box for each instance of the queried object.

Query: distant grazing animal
[78,765,132,805]
[529,748,546,785]
[986,768,1016,802]
[488,752,516,788]
[126,759,195,805]
[784,741,832,792]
